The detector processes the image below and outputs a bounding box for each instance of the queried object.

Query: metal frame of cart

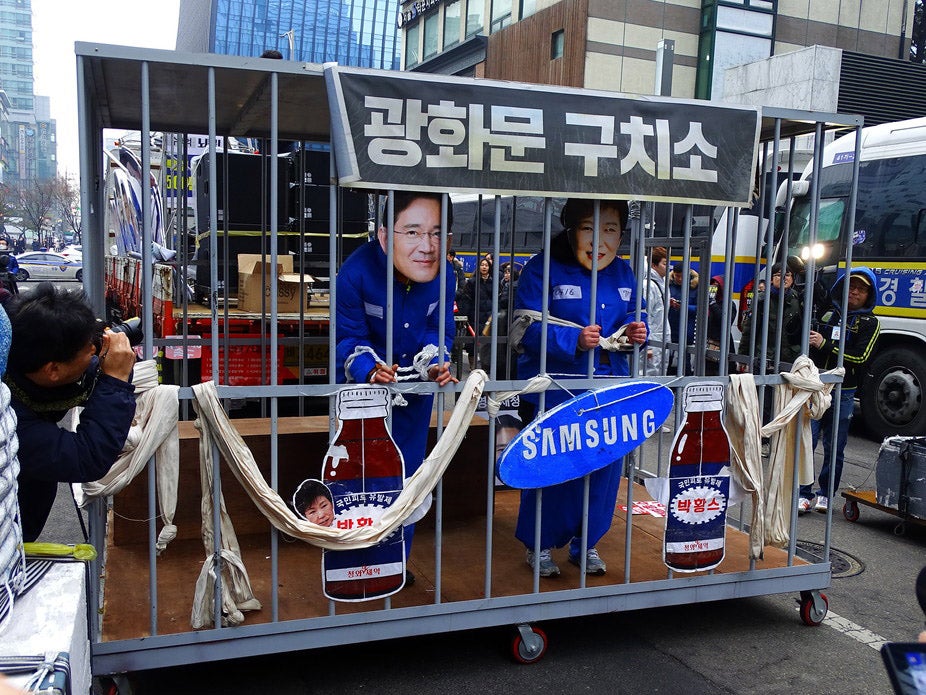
[75,43,860,676]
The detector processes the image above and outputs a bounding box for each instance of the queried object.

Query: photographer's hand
[99,330,136,382]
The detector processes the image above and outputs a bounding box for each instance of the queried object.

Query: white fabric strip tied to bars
[189,368,487,552]
[191,408,261,629]
[508,309,632,355]
[72,359,181,554]
[188,369,485,627]
[725,374,768,560]
[760,356,841,547]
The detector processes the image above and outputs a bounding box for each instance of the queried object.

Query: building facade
[0,0,56,185]
[176,0,401,70]
[401,0,915,101]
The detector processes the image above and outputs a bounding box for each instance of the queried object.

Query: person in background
[447,249,465,294]
[798,267,880,514]
[667,264,698,374]
[739,261,803,453]
[644,247,668,376]
[703,275,736,376]
[335,192,457,562]
[0,255,17,297]
[460,256,494,338]
[740,261,802,372]
[4,283,137,542]
[514,198,647,578]
[459,256,495,369]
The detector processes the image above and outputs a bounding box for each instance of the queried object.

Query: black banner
[326,66,761,206]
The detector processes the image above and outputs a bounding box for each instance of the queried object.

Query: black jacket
[7,357,136,541]
[810,268,880,390]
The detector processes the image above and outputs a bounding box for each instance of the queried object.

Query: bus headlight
[800,244,825,261]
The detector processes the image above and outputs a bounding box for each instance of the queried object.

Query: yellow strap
[22,542,97,561]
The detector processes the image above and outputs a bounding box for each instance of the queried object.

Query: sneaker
[526,548,560,577]
[814,496,829,513]
[568,547,607,575]
[797,498,812,515]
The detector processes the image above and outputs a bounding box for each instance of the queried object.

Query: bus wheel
[861,345,926,440]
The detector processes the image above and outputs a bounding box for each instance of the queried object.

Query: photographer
[3,282,137,541]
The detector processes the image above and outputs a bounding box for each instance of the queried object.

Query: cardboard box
[237,254,311,313]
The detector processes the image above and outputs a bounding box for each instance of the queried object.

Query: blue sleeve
[515,258,582,362]
[14,374,136,483]
[335,261,378,384]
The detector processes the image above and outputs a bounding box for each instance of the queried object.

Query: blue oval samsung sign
[497,381,674,489]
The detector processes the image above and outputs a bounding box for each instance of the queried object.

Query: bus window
[789,197,845,265]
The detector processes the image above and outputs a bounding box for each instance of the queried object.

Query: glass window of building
[179,0,399,71]
[551,29,564,59]
[491,0,512,33]
[424,11,440,58]
[466,0,485,37]
[406,21,421,67]
[444,0,462,49]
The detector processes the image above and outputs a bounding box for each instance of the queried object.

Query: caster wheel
[843,500,860,522]
[512,625,548,664]
[799,592,828,626]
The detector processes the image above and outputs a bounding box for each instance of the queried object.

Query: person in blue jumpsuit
[335,192,457,565]
[514,198,647,577]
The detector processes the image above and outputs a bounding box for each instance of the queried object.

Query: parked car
[14,251,83,282]
[59,245,83,261]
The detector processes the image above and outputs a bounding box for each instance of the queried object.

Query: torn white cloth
[508,309,632,355]
[724,373,767,560]
[190,409,261,629]
[189,369,486,552]
[74,360,181,554]
[760,355,842,547]
[188,369,485,627]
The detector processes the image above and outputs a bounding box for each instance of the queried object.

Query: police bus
[784,117,926,439]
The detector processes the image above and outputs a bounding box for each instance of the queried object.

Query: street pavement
[40,415,923,695]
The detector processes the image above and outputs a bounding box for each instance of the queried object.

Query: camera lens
[109,317,144,346]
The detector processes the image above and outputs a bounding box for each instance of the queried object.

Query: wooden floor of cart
[101,480,809,642]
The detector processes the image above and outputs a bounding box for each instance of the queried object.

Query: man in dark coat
[4,283,137,541]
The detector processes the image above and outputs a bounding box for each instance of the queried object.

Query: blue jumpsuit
[335,240,456,548]
[515,239,645,553]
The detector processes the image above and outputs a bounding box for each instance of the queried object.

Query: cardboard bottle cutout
[663,382,731,573]
[313,385,406,601]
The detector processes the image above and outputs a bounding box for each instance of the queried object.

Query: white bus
[784,117,926,439]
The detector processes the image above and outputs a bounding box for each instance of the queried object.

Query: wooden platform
[101,481,807,642]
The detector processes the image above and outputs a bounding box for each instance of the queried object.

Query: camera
[93,316,144,354]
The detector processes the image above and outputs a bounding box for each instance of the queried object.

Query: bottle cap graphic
[337,385,390,420]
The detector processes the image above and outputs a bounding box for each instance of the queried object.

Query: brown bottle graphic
[663,382,731,573]
[322,386,405,601]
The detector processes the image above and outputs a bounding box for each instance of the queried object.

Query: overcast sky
[32,0,181,176]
